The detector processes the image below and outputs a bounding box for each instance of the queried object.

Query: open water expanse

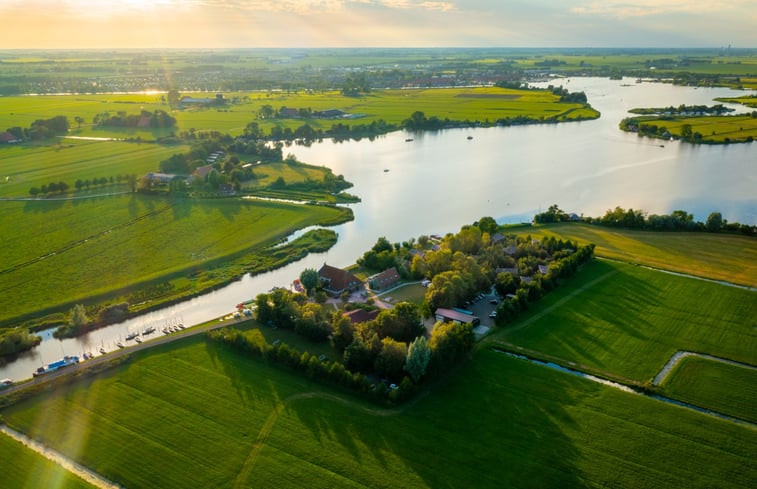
[2,77,755,381]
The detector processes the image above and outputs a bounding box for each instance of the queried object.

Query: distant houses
[180,96,212,106]
[0,131,20,144]
[318,263,361,296]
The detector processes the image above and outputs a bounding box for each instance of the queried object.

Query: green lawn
[380,282,427,305]
[521,223,757,287]
[494,260,757,383]
[1,335,754,488]
[662,356,757,423]
[0,195,351,324]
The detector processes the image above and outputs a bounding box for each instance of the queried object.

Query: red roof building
[344,308,379,325]
[318,263,360,295]
[368,267,401,290]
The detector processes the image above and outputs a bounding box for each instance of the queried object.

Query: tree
[74,116,84,128]
[429,321,474,370]
[127,174,137,192]
[69,304,89,331]
[331,313,354,351]
[477,216,498,235]
[374,337,407,381]
[681,123,693,140]
[299,268,319,296]
[404,336,431,382]
[706,212,723,232]
[167,89,180,109]
[28,187,39,196]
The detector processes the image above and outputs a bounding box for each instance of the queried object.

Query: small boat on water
[33,355,79,377]
[467,136,473,140]
[143,326,156,335]
[116,340,125,348]
[125,331,139,341]
[135,336,143,344]
[99,346,106,354]
[405,138,414,142]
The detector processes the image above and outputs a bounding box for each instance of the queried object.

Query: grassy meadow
[493,259,756,383]
[520,222,757,287]
[1,333,755,489]
[662,356,757,423]
[0,433,97,489]
[0,86,599,142]
[635,114,757,143]
[0,139,188,197]
[0,195,351,325]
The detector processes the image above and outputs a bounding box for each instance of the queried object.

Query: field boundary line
[653,351,757,386]
[0,424,123,489]
[596,256,756,291]
[483,268,618,342]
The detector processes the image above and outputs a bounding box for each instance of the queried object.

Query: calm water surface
[2,78,754,381]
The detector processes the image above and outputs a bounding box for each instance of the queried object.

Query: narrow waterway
[495,349,757,429]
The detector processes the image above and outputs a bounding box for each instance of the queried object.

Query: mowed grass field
[0,195,350,323]
[521,222,757,287]
[0,433,97,489]
[1,335,755,489]
[0,139,188,197]
[636,114,757,143]
[494,259,757,383]
[0,87,599,141]
[662,356,757,423]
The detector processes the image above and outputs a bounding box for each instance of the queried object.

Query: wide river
[2,77,755,381]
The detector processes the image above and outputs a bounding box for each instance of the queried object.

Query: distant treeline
[29,174,137,196]
[3,115,69,141]
[93,109,176,129]
[534,204,756,236]
[494,82,588,104]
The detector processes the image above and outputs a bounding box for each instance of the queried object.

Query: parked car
[489,311,497,318]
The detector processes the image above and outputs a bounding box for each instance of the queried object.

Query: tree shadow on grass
[247,350,587,488]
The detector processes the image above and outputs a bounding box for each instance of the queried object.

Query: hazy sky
[1,0,755,49]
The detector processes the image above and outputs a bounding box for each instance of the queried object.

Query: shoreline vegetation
[619,103,757,144]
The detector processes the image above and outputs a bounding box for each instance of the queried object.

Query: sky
[1,0,755,49]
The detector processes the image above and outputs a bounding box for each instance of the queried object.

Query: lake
[2,77,754,381]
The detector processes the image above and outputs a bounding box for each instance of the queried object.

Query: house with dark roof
[344,308,379,325]
[0,131,20,144]
[368,267,400,291]
[435,308,480,326]
[318,263,361,296]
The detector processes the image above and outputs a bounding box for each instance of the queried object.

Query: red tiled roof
[344,308,379,324]
[370,267,400,290]
[318,264,360,294]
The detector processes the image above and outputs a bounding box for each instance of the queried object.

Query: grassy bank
[520,222,757,287]
[0,195,351,326]
[621,114,757,143]
[1,333,754,488]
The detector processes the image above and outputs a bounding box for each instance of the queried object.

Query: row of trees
[93,109,176,129]
[29,174,137,196]
[588,206,756,235]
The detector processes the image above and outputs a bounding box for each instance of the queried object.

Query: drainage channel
[494,348,757,430]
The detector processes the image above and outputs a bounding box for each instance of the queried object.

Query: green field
[0,86,599,142]
[0,195,351,324]
[0,433,97,489]
[662,356,757,423]
[715,95,757,108]
[630,114,757,143]
[520,223,757,287]
[493,259,757,383]
[1,333,754,488]
[0,139,188,197]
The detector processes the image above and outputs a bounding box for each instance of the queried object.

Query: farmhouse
[280,107,299,118]
[146,172,177,184]
[193,164,214,179]
[318,263,361,296]
[343,308,380,325]
[0,131,20,144]
[368,267,400,291]
[435,308,480,326]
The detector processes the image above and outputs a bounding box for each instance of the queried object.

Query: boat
[116,339,125,348]
[32,355,79,377]
[125,331,139,341]
[383,169,389,172]
[135,336,143,344]
[99,346,106,354]
[405,138,414,142]
[163,327,170,335]
[467,136,473,140]
[142,325,156,335]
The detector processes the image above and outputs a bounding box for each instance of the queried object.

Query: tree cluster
[583,206,756,236]
[4,115,69,141]
[93,109,176,129]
